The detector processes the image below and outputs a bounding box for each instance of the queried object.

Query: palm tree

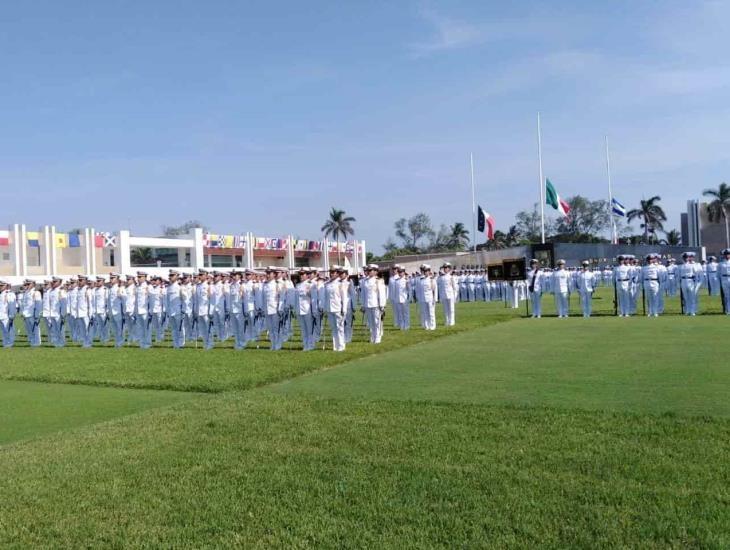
[627,196,667,243]
[703,182,730,248]
[321,207,356,265]
[660,229,681,246]
[448,222,470,249]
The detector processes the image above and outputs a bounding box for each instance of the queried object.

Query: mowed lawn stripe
[0,303,518,393]
[268,316,730,418]
[0,393,728,548]
[0,380,196,445]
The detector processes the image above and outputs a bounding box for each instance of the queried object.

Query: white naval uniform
[641,264,663,316]
[552,269,571,318]
[47,286,63,347]
[527,268,543,318]
[437,273,458,326]
[575,270,596,317]
[416,275,438,330]
[122,284,137,343]
[392,276,410,330]
[0,289,17,347]
[361,275,387,342]
[93,286,109,343]
[166,281,184,349]
[720,259,730,314]
[74,285,93,348]
[181,282,194,343]
[195,281,213,349]
[107,283,125,347]
[20,288,42,347]
[134,282,152,348]
[342,278,358,344]
[614,265,632,316]
[323,278,346,351]
[228,281,245,350]
[679,261,703,315]
[295,280,314,351]
[705,261,721,296]
[262,279,283,351]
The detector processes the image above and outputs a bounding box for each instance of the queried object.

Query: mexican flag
[545,179,570,217]
[477,206,495,240]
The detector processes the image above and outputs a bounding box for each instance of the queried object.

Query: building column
[189,228,204,272]
[117,231,131,275]
[19,224,28,277]
[322,239,329,271]
[360,240,367,268]
[41,226,52,277]
[245,232,254,269]
[50,226,58,276]
[286,234,294,269]
[10,224,22,277]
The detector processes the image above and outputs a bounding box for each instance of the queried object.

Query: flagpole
[537,112,545,244]
[605,135,617,244]
[470,152,477,255]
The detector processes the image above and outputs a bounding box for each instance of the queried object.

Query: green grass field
[1,293,728,547]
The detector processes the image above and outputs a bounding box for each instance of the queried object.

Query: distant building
[681,200,727,255]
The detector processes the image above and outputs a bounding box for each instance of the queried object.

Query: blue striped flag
[611,198,626,217]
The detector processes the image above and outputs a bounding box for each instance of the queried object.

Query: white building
[0,224,366,285]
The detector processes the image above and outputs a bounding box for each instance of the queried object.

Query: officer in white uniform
[93,276,109,343]
[705,256,721,296]
[294,269,314,351]
[19,280,42,347]
[416,265,438,330]
[261,267,283,351]
[194,270,214,349]
[642,253,664,317]
[575,261,597,317]
[679,251,703,315]
[437,262,458,326]
[241,270,257,345]
[341,268,358,344]
[665,259,678,297]
[133,272,152,348]
[552,260,571,318]
[322,266,346,351]
[46,277,63,347]
[227,271,245,350]
[180,273,195,345]
[74,276,93,348]
[107,273,125,347]
[0,280,17,347]
[166,270,185,349]
[392,267,410,330]
[527,259,543,318]
[614,255,632,317]
[361,265,387,342]
[720,248,730,314]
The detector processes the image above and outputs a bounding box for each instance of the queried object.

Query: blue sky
[1,1,729,252]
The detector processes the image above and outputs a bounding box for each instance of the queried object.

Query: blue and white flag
[611,198,626,217]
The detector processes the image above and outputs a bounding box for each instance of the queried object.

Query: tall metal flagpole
[537,113,546,244]
[470,152,477,255]
[605,136,617,244]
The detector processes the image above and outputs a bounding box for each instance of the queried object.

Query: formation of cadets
[527,249,730,318]
[0,262,481,350]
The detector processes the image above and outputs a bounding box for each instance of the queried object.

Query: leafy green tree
[660,229,681,246]
[627,196,667,243]
[321,207,356,264]
[162,220,207,237]
[393,213,434,252]
[703,182,730,248]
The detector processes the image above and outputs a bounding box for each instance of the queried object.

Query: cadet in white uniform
[0,280,17,347]
[575,261,597,317]
[74,276,93,348]
[527,259,543,318]
[194,270,214,350]
[641,254,664,317]
[416,265,438,330]
[705,256,721,296]
[107,273,125,347]
[294,269,314,351]
[552,260,571,318]
[665,259,678,297]
[261,267,283,351]
[322,267,346,351]
[92,277,109,343]
[361,265,387,343]
[166,270,185,349]
[614,255,632,317]
[679,251,703,315]
[19,280,42,347]
[437,262,458,326]
[47,277,64,347]
[392,267,410,330]
[720,248,730,314]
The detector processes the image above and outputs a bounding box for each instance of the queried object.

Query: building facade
[0,224,366,285]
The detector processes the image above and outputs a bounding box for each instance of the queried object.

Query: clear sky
[2,1,728,252]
